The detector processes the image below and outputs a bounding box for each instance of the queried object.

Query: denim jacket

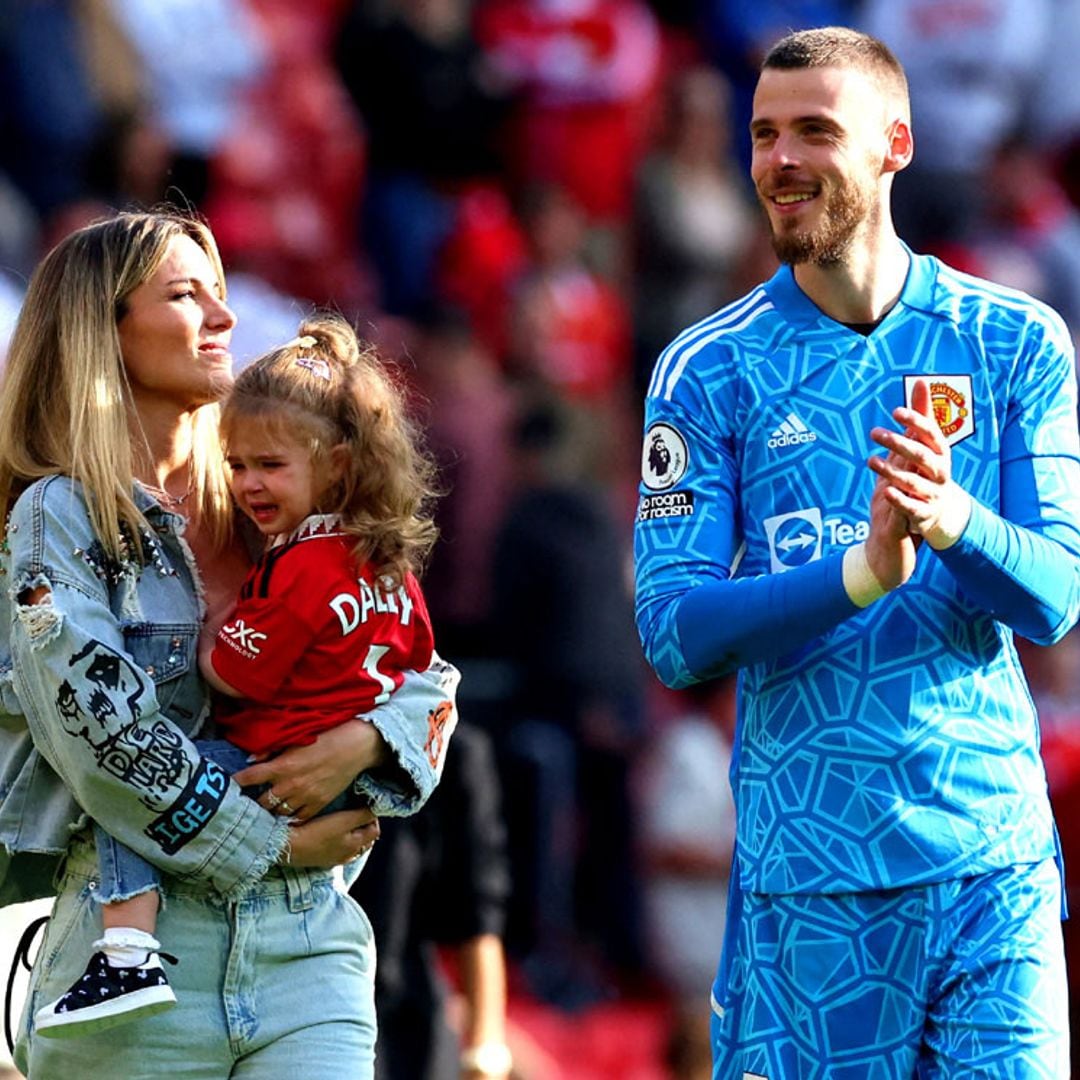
[0,476,459,905]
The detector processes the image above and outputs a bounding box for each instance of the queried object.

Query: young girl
[34,313,442,1038]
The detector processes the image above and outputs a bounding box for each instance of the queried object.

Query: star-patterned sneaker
[34,949,177,1038]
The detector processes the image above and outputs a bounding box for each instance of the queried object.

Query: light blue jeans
[16,832,377,1079]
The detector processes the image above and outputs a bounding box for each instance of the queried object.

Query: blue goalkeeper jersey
[635,250,1080,895]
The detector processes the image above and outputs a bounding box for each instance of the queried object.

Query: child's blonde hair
[220,314,439,584]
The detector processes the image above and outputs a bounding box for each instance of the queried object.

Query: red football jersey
[211,519,434,755]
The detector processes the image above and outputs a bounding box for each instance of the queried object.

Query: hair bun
[294,314,360,368]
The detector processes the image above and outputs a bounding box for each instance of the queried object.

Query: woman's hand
[233,719,390,821]
[283,807,380,868]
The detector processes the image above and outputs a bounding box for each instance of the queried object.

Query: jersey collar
[269,513,345,548]
[764,243,942,333]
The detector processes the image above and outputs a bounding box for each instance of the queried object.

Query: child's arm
[198,613,244,698]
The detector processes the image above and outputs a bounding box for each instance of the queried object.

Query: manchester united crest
[903,374,975,446]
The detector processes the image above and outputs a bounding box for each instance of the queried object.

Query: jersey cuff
[842,543,887,608]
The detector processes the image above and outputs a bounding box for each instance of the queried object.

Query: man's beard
[763,175,876,266]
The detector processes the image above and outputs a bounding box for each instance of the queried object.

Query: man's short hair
[762,26,909,119]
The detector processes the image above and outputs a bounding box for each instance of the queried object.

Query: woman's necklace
[140,480,193,511]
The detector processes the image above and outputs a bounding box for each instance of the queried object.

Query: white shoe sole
[34,984,176,1038]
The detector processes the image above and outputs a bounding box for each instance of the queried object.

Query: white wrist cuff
[925,483,972,550]
[842,543,887,608]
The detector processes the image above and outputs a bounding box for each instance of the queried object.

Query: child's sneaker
[34,949,177,1038]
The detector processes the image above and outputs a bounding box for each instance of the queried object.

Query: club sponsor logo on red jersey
[219,617,267,659]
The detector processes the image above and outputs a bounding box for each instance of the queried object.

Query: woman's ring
[266,792,282,810]
[280,800,294,815]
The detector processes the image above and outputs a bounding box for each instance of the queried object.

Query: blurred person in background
[0,1,105,219]
[410,307,517,669]
[859,0,1054,253]
[335,0,513,321]
[351,721,515,1080]
[963,135,1080,341]
[475,0,662,275]
[632,65,759,399]
[506,183,635,490]
[90,0,267,207]
[638,678,736,1080]
[491,395,648,1011]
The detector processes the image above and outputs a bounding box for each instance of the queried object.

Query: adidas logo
[767,412,817,450]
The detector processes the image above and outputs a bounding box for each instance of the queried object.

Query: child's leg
[92,822,166,962]
[33,826,176,1037]
[100,889,159,933]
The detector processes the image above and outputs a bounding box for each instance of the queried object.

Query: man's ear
[884,118,914,175]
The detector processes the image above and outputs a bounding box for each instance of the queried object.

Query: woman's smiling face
[118,233,236,409]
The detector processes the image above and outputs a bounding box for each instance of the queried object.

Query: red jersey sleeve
[211,551,326,701]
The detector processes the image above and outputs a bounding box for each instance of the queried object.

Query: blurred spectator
[632,64,758,396]
[489,395,648,1009]
[966,136,1080,340]
[411,308,518,664]
[350,722,515,1080]
[436,186,529,362]
[1018,629,1080,1077]
[206,0,369,312]
[0,1,106,217]
[639,679,735,1001]
[509,183,631,402]
[859,0,1054,251]
[639,679,736,1080]
[335,0,513,319]
[96,0,267,207]
[475,0,662,234]
[507,183,635,486]
[82,106,175,210]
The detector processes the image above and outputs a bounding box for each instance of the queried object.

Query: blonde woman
[0,210,458,1078]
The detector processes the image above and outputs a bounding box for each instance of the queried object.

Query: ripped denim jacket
[0,476,459,905]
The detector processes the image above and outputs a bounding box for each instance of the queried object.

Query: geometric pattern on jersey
[711,859,1068,1079]
[635,251,1080,894]
[212,514,434,756]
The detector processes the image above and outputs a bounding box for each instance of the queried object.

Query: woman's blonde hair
[219,314,439,584]
[0,209,235,560]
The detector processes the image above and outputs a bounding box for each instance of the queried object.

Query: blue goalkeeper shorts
[711,858,1068,1079]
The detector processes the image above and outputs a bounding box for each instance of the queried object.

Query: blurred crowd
[7,1,1080,1077]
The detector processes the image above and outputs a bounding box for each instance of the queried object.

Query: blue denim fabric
[94,739,362,904]
[0,476,289,900]
[17,834,377,1079]
[0,475,458,1075]
[0,475,461,905]
[94,739,253,904]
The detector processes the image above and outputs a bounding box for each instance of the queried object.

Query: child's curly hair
[220,313,439,584]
